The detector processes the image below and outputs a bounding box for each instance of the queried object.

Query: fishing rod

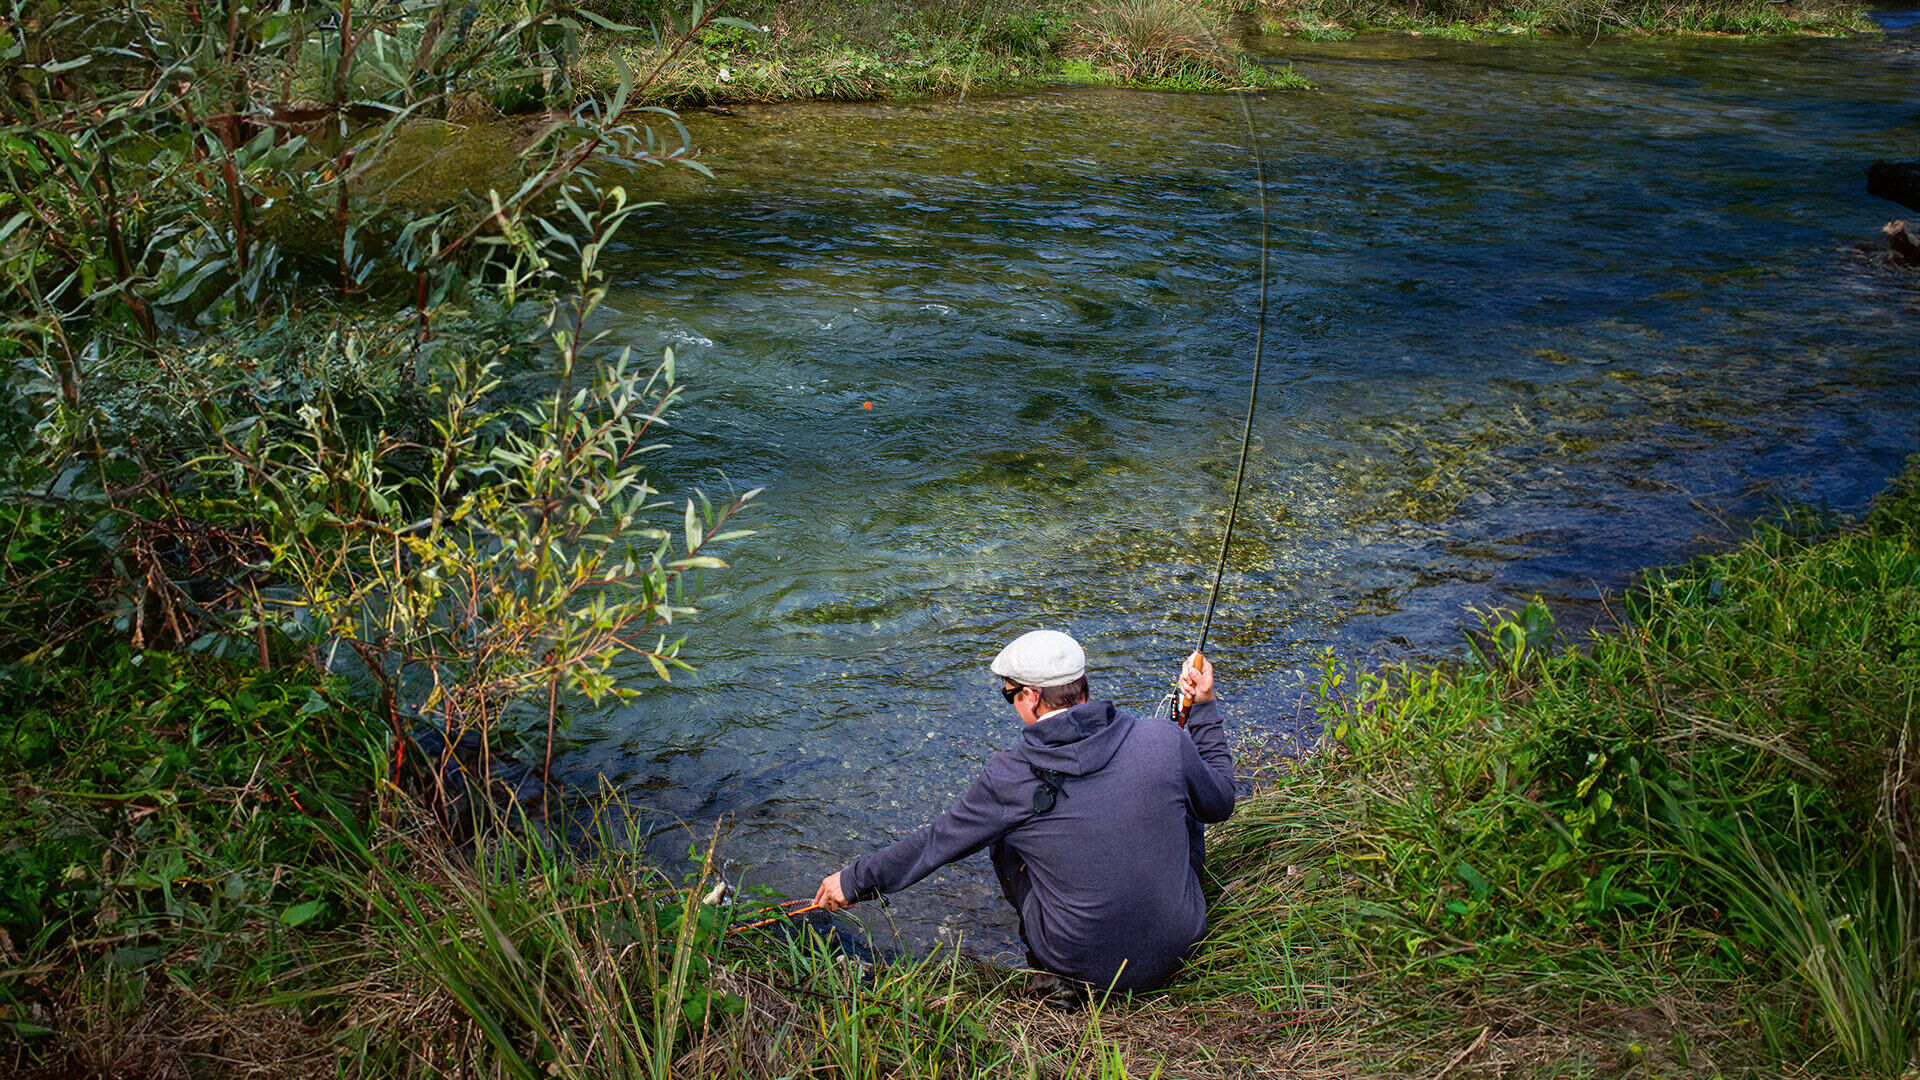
[1170,90,1272,728]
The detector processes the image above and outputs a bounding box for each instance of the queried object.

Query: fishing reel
[1149,691,1193,729]
[1151,650,1204,728]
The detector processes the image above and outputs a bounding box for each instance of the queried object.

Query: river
[554,17,1920,960]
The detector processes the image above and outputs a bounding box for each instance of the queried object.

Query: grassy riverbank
[1192,458,1920,1076]
[1253,0,1872,39]
[7,457,1916,1075]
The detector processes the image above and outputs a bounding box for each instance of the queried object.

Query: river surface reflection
[556,22,1920,959]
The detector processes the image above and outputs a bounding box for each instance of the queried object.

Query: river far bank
[563,0,1878,107]
[5,435,1916,1076]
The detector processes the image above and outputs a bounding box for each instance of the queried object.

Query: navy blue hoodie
[840,699,1235,989]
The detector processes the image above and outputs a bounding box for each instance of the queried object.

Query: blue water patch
[1874,6,1920,31]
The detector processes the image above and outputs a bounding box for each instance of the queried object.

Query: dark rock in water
[407,719,550,830]
[1868,161,1920,212]
[1886,220,1920,266]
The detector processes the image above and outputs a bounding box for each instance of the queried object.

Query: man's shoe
[1027,971,1089,1012]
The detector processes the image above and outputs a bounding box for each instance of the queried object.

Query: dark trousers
[992,823,1206,983]
[990,839,1049,970]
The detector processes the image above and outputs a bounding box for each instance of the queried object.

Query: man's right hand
[1180,652,1215,705]
[814,870,853,912]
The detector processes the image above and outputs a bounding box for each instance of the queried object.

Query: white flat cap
[990,630,1086,687]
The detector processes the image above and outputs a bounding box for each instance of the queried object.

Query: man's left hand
[1180,652,1215,705]
[814,871,852,911]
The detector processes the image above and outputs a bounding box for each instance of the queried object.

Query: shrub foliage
[1203,464,1920,1074]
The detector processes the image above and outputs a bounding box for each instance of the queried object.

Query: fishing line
[1196,90,1272,660]
[1167,89,1272,723]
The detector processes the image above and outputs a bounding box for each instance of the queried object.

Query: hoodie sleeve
[840,758,1024,899]
[1181,699,1236,823]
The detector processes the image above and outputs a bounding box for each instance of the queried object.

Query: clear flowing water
[555,21,1920,958]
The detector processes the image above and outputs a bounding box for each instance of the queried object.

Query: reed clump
[1067,0,1239,83]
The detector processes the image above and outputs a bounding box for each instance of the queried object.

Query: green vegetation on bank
[1192,465,1920,1076]
[7,460,1916,1077]
[561,0,1872,113]
[2,1,768,1065]
[1256,0,1870,40]
[573,0,1309,102]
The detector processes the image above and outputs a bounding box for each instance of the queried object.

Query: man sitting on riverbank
[813,630,1236,999]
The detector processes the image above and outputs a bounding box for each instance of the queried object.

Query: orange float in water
[862,401,873,409]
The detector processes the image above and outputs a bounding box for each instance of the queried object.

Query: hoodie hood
[1020,700,1134,776]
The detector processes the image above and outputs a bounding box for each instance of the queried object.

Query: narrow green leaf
[40,53,93,74]
[280,900,325,927]
[0,211,30,246]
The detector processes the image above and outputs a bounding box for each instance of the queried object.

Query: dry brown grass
[9,984,335,1080]
[1351,988,1768,1078]
[7,960,1772,1080]
[987,991,1363,1079]
[328,930,1360,1080]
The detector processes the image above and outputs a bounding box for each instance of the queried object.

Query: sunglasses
[1001,683,1024,704]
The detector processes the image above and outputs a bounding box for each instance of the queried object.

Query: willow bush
[1,0,762,809]
[246,187,757,819]
[1,1,768,1067]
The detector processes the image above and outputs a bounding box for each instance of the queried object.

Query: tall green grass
[1199,460,1920,1075]
[324,815,717,1079]
[1679,811,1917,1074]
[311,803,1162,1078]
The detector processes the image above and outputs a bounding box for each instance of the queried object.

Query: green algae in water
[945,449,1129,493]
[785,592,925,627]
